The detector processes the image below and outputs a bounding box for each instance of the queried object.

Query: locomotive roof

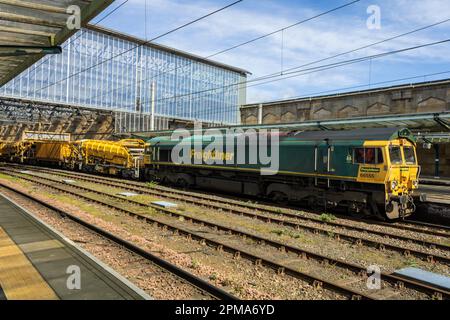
[147,128,415,145]
[291,128,415,142]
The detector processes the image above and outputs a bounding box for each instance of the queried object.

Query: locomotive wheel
[306,197,316,209]
[176,178,189,188]
[347,207,361,218]
[347,203,371,218]
[385,201,400,220]
[270,191,288,205]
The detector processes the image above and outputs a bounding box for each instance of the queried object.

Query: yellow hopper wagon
[74,139,146,179]
[0,141,34,163]
[27,141,75,166]
[13,131,76,167]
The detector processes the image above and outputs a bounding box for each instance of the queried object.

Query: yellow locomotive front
[355,130,420,220]
[384,138,421,219]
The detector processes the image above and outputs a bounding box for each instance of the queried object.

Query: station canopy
[0,0,113,86]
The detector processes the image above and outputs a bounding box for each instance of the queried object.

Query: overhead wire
[89,0,362,102]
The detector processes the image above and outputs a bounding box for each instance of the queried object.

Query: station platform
[0,192,150,300]
[417,177,450,206]
[420,176,450,186]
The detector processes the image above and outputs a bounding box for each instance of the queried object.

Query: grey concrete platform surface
[421,176,450,187]
[0,192,150,300]
[418,184,450,205]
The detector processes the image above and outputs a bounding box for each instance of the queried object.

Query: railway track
[404,220,450,232]
[1,169,449,300]
[0,181,235,301]
[8,166,450,255]
[10,163,449,239]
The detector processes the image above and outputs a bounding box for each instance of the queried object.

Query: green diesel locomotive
[144,127,421,220]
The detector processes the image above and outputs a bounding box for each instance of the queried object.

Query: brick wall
[241,80,450,124]
[241,80,450,177]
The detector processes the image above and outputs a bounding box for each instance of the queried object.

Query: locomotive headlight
[390,180,398,190]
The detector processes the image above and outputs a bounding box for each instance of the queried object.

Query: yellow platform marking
[19,239,64,254]
[0,227,58,300]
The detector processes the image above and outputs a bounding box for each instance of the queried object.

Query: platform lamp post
[434,144,440,179]
[150,81,156,131]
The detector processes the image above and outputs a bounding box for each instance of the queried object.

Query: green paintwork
[146,128,413,180]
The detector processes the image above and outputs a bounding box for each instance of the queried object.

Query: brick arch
[338,105,359,118]
[280,111,296,123]
[312,108,332,120]
[367,102,390,115]
[417,97,446,113]
[244,115,258,125]
[262,113,280,124]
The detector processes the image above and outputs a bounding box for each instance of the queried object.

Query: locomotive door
[315,142,331,188]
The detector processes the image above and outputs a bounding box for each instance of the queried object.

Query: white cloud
[100,0,450,104]
[382,0,450,25]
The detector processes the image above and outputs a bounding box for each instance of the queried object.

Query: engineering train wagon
[0,141,34,163]
[144,127,421,220]
[0,136,147,179]
[29,141,74,165]
[73,139,147,178]
[0,132,75,166]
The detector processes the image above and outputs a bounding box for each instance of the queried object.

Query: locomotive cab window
[389,146,403,164]
[353,148,383,165]
[159,149,171,162]
[403,147,416,164]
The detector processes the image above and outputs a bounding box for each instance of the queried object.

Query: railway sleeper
[7,170,446,260]
[9,167,450,250]
[11,170,450,268]
[4,172,450,300]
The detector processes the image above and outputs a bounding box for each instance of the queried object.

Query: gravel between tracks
[20,166,450,238]
[2,174,447,299]
[26,171,449,277]
[31,169,450,247]
[0,177,343,300]
[0,188,216,300]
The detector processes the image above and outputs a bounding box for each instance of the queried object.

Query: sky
[94,0,450,104]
